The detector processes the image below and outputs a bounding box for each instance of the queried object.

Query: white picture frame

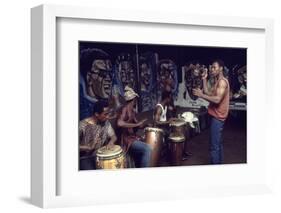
[31,4,274,208]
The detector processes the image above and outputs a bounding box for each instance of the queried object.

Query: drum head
[169,118,186,127]
[97,145,123,158]
[168,135,185,143]
[144,127,164,133]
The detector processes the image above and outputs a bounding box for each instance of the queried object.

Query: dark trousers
[79,154,96,170]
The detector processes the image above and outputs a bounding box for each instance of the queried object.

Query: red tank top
[208,77,230,121]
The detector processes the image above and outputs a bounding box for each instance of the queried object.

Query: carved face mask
[140,62,152,91]
[184,63,207,100]
[116,54,136,91]
[87,59,113,99]
[158,60,176,92]
[237,65,247,88]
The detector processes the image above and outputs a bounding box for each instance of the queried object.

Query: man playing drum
[117,86,152,168]
[79,100,117,170]
[153,90,175,127]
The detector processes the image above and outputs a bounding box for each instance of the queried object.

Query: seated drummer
[153,90,175,127]
[117,86,152,168]
[79,100,117,170]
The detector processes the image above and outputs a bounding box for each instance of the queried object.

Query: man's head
[210,59,224,77]
[124,86,139,102]
[161,90,172,104]
[93,100,111,123]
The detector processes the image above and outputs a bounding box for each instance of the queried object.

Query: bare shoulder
[218,78,228,88]
[118,106,127,119]
[155,105,162,113]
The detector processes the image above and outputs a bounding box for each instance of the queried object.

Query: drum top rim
[144,127,164,133]
[96,145,123,158]
[168,136,185,142]
[169,118,186,126]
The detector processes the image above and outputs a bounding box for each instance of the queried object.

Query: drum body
[169,118,187,138]
[144,127,164,167]
[96,145,126,169]
[168,136,185,166]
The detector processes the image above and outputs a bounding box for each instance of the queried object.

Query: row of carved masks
[80,48,178,103]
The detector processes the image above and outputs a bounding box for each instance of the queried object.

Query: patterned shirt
[79,117,115,153]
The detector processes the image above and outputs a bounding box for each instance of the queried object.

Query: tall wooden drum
[168,135,185,166]
[96,145,126,169]
[169,118,187,138]
[144,127,164,167]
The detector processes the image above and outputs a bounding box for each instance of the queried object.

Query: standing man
[192,59,230,164]
[79,100,117,170]
[117,86,152,168]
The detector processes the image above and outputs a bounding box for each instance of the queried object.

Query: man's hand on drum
[138,118,147,128]
[106,141,115,150]
[201,68,208,80]
[168,117,177,123]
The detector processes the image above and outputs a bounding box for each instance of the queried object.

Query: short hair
[161,90,172,101]
[93,100,109,114]
[212,59,225,69]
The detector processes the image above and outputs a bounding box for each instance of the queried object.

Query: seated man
[153,90,175,127]
[79,100,116,170]
[117,86,152,168]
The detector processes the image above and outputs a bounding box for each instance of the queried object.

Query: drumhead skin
[169,118,186,127]
[168,135,185,143]
[144,127,164,133]
[96,145,123,158]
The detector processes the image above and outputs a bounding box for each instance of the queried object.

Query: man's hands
[168,117,177,123]
[106,141,115,150]
[79,144,93,152]
[192,88,204,98]
[201,69,208,80]
[138,118,148,128]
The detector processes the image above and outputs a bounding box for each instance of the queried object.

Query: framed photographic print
[31,4,274,208]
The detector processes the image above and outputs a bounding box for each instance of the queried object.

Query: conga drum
[96,145,126,169]
[168,135,185,166]
[144,127,164,167]
[169,118,187,138]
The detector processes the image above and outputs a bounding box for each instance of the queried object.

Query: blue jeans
[210,117,224,164]
[128,140,152,168]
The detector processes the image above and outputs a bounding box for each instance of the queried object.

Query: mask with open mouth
[80,48,113,100]
[89,59,113,99]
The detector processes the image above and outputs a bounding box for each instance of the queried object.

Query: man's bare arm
[202,78,212,96]
[201,79,227,104]
[154,106,169,125]
[117,108,144,128]
[106,133,117,149]
[79,145,92,151]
